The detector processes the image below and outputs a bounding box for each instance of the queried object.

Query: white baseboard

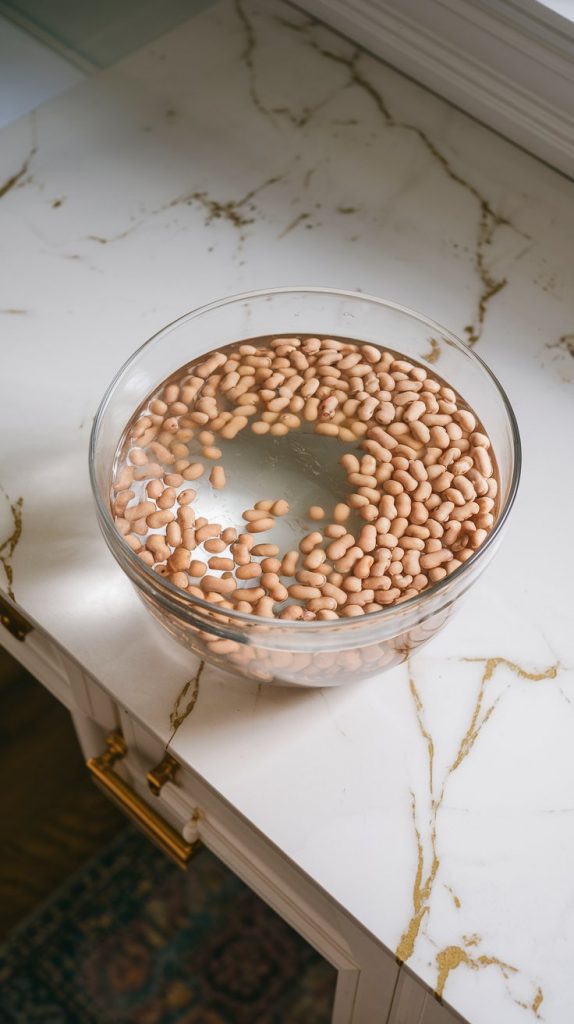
[296,0,574,178]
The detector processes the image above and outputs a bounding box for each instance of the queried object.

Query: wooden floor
[0,645,123,938]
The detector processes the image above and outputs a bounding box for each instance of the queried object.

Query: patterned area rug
[0,826,335,1023]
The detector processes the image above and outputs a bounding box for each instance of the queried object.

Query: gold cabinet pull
[147,752,180,795]
[87,731,196,870]
[0,593,32,642]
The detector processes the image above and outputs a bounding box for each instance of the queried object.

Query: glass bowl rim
[89,285,522,632]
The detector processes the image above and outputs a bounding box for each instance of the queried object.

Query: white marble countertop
[1,2,573,1021]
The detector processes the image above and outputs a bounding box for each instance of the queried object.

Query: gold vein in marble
[465,656,559,685]
[0,145,37,200]
[444,884,461,909]
[517,987,544,1018]
[548,332,574,359]
[396,792,439,962]
[463,207,508,347]
[234,0,273,120]
[435,945,517,999]
[0,493,23,602]
[277,9,513,347]
[409,670,434,797]
[444,657,558,780]
[167,660,205,746]
[88,173,283,246]
[422,337,441,363]
[179,174,284,247]
[278,211,310,238]
[397,656,558,1007]
[237,2,345,128]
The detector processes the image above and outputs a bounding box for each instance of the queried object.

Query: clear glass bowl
[89,287,520,687]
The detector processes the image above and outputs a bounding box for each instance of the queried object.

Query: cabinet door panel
[388,969,464,1024]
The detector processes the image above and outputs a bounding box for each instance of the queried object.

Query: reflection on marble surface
[1,1,573,1021]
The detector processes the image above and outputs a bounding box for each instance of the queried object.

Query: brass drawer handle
[0,592,32,642]
[147,752,180,795]
[87,731,196,870]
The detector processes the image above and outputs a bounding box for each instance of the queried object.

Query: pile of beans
[112,335,497,621]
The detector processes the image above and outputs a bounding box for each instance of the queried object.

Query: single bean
[393,470,417,492]
[196,523,221,543]
[343,575,362,592]
[420,549,451,569]
[321,582,347,605]
[333,503,351,524]
[232,587,265,604]
[472,446,493,477]
[301,549,325,572]
[300,531,323,554]
[325,534,354,560]
[182,462,204,481]
[324,524,347,539]
[236,563,262,580]
[348,493,369,509]
[167,544,192,573]
[389,517,409,538]
[261,557,282,573]
[271,499,289,516]
[209,465,226,489]
[466,469,489,496]
[353,555,374,579]
[280,550,299,577]
[333,546,363,572]
[358,525,377,553]
[314,422,338,436]
[296,569,326,587]
[157,487,176,510]
[288,584,322,600]
[208,557,234,571]
[348,472,378,488]
[432,472,453,493]
[124,500,155,522]
[470,431,490,449]
[170,571,189,589]
[146,509,175,528]
[247,517,275,533]
[469,528,488,549]
[308,505,325,521]
[242,508,266,522]
[250,543,278,557]
[217,528,236,545]
[428,426,450,449]
[307,596,338,612]
[204,539,226,553]
[254,596,276,617]
[221,416,248,439]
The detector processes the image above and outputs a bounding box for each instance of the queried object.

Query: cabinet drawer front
[116,710,200,840]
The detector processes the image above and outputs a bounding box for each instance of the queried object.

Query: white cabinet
[388,969,463,1024]
[1,594,116,728]
[1,606,454,1024]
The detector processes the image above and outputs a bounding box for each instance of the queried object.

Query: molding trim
[296,0,574,177]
